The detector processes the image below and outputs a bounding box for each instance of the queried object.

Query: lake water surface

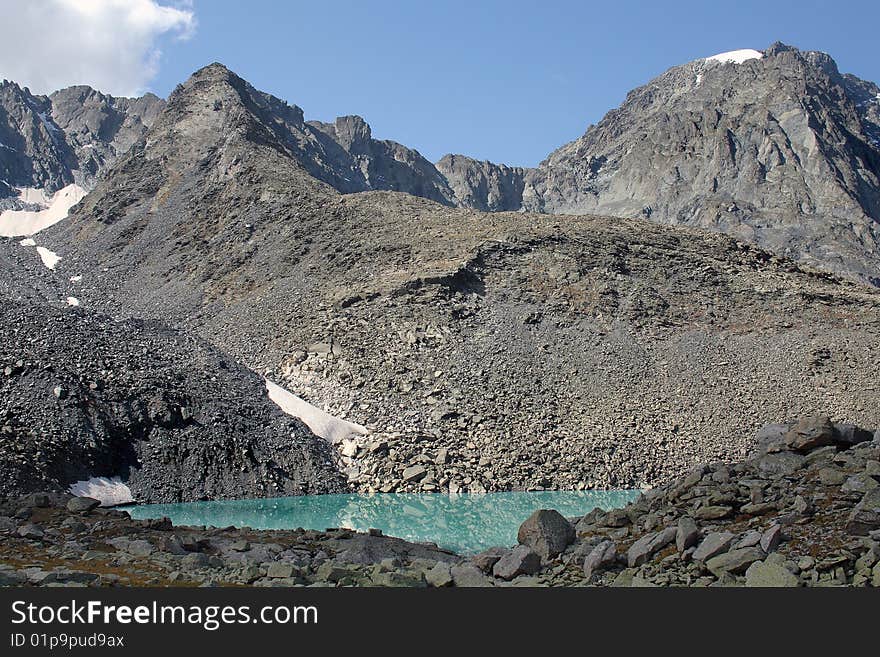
[128,490,640,554]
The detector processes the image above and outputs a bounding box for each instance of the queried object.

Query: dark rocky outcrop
[0,293,345,503]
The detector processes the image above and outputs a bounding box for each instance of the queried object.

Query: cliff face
[6,44,880,283]
[518,43,880,284]
[0,80,163,200]
[435,154,529,212]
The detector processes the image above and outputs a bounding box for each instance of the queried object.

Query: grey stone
[760,525,784,553]
[471,547,507,574]
[705,547,766,577]
[17,523,44,540]
[401,465,427,483]
[833,423,873,448]
[266,563,296,579]
[126,539,154,557]
[181,553,211,569]
[425,562,453,587]
[842,474,878,495]
[674,518,699,553]
[695,505,733,521]
[66,497,101,514]
[734,530,762,549]
[692,532,735,562]
[158,535,187,555]
[757,452,806,477]
[517,509,575,560]
[846,488,880,535]
[492,545,542,580]
[818,468,847,486]
[627,526,676,567]
[583,540,617,580]
[450,563,494,587]
[745,560,799,587]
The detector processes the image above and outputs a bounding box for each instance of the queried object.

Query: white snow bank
[706,49,763,65]
[69,476,134,507]
[66,296,80,306]
[0,184,86,237]
[36,246,60,269]
[265,379,368,444]
[19,238,36,246]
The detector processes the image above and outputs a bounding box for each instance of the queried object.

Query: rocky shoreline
[1,416,878,588]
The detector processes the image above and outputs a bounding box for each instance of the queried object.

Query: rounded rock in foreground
[517,509,575,560]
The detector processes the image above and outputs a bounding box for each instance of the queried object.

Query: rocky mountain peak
[327,115,373,154]
[512,42,880,284]
[0,77,163,214]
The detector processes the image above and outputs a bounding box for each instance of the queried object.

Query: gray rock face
[0,80,163,199]
[435,154,529,211]
[517,42,880,285]
[306,115,456,205]
[492,545,542,580]
[6,43,880,292]
[517,509,575,560]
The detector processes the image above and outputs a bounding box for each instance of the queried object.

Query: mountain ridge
[29,59,880,493]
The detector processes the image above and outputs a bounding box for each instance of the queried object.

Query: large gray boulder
[745,560,799,587]
[784,416,837,453]
[583,540,617,580]
[833,423,874,448]
[692,532,735,562]
[627,526,676,568]
[66,497,100,514]
[705,547,766,577]
[492,546,542,580]
[846,488,880,536]
[517,510,575,560]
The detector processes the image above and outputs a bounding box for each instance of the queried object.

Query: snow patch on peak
[706,49,764,65]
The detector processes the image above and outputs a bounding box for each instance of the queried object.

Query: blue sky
[22,0,880,168]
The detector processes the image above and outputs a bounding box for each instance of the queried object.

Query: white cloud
[0,0,195,97]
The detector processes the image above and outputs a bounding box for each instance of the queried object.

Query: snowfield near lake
[0,184,86,237]
[266,379,368,444]
[69,477,134,507]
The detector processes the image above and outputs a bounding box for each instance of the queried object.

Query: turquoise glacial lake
[127,490,640,554]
